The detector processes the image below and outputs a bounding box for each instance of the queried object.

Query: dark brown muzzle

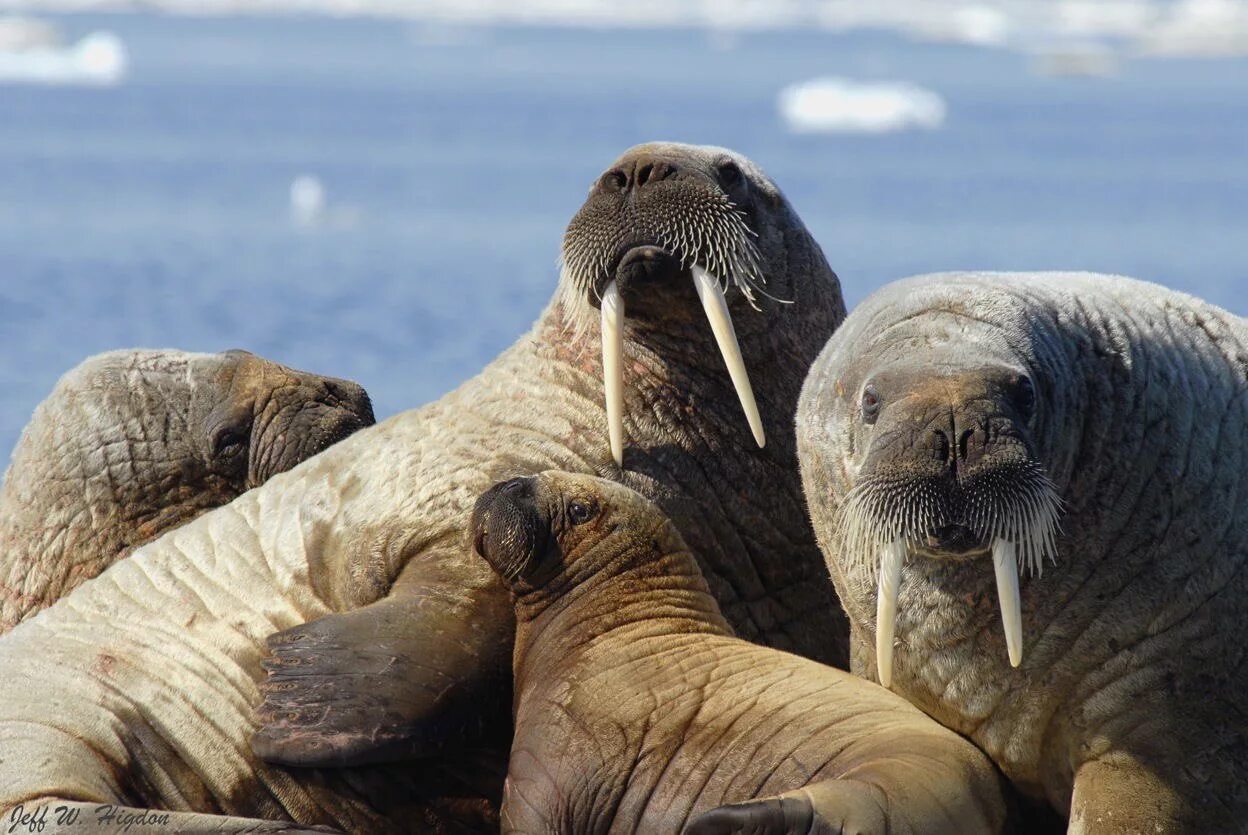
[471,477,551,586]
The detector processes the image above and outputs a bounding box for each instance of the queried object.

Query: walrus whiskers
[837,464,1061,683]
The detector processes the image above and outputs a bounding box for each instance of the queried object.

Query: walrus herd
[0,144,1244,835]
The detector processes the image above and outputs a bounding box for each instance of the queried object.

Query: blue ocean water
[1,14,1246,458]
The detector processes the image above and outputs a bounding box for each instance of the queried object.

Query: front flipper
[1068,756,1187,835]
[687,781,884,835]
[251,564,514,767]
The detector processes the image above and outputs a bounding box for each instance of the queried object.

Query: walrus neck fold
[513,545,732,671]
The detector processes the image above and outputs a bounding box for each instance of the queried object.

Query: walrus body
[0,144,846,831]
[796,272,1248,833]
[0,348,373,632]
[470,471,1009,835]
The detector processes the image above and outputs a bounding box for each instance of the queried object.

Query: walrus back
[0,485,324,813]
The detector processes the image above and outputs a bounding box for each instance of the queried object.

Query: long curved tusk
[992,538,1023,667]
[691,265,765,448]
[875,539,907,688]
[601,280,625,467]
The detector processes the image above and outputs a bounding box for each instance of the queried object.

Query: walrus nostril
[500,478,528,496]
[628,158,677,191]
[599,169,627,193]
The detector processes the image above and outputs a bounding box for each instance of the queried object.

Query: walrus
[471,470,1010,834]
[0,348,374,632]
[796,271,1248,833]
[0,143,846,831]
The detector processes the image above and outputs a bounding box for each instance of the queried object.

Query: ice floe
[778,77,947,134]
[0,20,127,86]
[1137,0,1248,56]
[289,175,361,230]
[4,1,1248,63]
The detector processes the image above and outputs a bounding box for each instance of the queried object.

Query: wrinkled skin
[0,348,373,632]
[0,144,846,832]
[797,272,1248,834]
[471,471,1009,835]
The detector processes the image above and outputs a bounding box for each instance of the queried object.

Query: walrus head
[36,348,375,517]
[0,348,375,622]
[470,471,689,607]
[194,349,375,490]
[797,277,1068,686]
[559,142,838,465]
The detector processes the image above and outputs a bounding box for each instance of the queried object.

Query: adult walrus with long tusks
[0,143,846,831]
[0,348,374,632]
[797,271,1248,834]
[471,470,1010,835]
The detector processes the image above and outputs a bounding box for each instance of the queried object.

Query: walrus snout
[244,368,375,487]
[568,144,777,465]
[471,476,550,585]
[921,523,989,557]
[594,153,685,195]
[611,244,684,291]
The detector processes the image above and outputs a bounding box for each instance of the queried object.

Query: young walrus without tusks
[0,348,373,632]
[470,470,1009,835]
[0,143,846,832]
[798,272,1248,834]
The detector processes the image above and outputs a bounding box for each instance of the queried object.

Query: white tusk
[601,280,626,467]
[992,538,1023,667]
[691,265,765,448]
[875,539,907,689]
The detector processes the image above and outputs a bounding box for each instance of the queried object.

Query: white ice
[0,29,127,86]
[778,77,947,135]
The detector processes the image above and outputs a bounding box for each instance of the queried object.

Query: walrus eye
[211,426,249,458]
[1014,375,1036,421]
[861,385,881,425]
[567,500,596,525]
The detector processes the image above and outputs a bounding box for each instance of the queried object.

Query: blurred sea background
[1,0,1246,458]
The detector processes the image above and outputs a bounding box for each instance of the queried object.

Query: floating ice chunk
[290,175,327,228]
[289,175,361,230]
[1137,0,1248,57]
[778,77,947,135]
[0,17,61,52]
[0,29,127,86]
[909,5,1010,47]
[1049,1,1158,40]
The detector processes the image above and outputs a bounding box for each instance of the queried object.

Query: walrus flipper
[686,797,841,835]
[252,583,513,767]
[687,782,885,835]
